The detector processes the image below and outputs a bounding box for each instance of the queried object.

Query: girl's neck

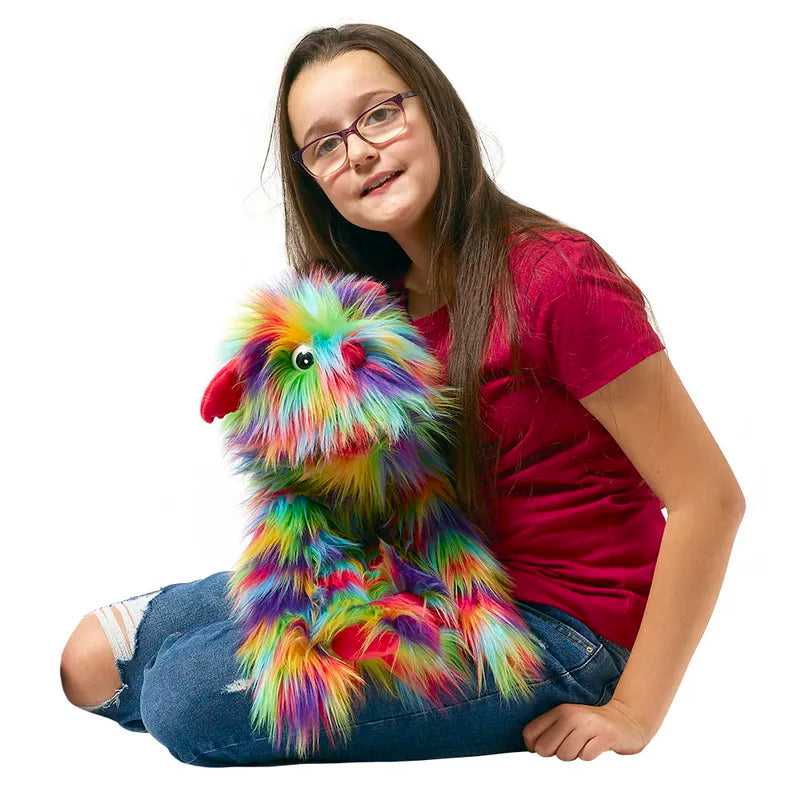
[404,259,429,294]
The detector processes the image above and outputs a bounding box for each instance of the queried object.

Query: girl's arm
[575,348,746,742]
[609,501,743,742]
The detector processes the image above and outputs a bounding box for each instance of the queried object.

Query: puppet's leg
[225,497,371,759]
[397,495,548,699]
[320,540,469,706]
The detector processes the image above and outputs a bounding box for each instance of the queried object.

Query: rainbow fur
[202,268,547,759]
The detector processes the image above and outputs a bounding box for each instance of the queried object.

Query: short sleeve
[535,236,665,399]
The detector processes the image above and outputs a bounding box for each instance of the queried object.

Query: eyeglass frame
[291,91,418,178]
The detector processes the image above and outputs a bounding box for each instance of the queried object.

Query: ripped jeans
[78,571,631,767]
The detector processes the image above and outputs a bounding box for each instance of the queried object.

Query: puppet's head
[201,269,457,500]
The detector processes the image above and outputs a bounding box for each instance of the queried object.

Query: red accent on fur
[358,280,388,302]
[318,570,362,592]
[378,591,424,609]
[379,592,452,627]
[331,593,452,668]
[200,358,244,422]
[330,624,400,661]
[341,341,367,369]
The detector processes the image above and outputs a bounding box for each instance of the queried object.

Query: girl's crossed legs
[71,571,631,766]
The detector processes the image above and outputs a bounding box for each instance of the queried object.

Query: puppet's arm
[398,488,548,698]
[226,498,371,759]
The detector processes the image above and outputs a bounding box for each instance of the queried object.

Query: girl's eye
[314,136,342,158]
[291,344,315,370]
[363,105,397,127]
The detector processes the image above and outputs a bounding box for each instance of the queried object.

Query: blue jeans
[80,571,631,767]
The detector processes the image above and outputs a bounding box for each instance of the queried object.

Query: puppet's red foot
[330,624,400,661]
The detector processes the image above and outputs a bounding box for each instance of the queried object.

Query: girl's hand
[522,698,651,760]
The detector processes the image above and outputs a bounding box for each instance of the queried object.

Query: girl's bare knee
[60,612,125,708]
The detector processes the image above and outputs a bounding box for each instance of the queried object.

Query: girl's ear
[200,358,244,423]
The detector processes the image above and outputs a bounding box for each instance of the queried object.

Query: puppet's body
[201,269,546,758]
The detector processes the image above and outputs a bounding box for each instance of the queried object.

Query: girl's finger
[555,727,591,761]
[522,712,559,751]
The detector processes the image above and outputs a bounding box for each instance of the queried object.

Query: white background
[2,0,796,795]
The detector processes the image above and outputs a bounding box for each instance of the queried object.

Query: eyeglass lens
[303,101,407,177]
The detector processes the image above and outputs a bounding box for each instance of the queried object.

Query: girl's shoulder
[506,229,602,300]
[507,228,594,271]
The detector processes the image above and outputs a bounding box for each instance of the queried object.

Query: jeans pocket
[516,601,629,707]
[517,602,599,656]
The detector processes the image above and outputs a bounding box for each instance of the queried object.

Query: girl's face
[287,50,441,243]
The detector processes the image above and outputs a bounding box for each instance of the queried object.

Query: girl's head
[287,49,441,259]
[262,23,658,533]
[271,22,500,287]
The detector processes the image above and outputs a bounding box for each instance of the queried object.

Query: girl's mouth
[362,171,403,197]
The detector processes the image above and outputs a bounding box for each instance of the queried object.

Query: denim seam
[522,606,597,653]
[184,645,606,765]
[595,675,622,706]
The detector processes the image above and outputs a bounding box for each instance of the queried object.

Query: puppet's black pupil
[295,350,314,369]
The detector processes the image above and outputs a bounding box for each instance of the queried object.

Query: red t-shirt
[388,230,666,651]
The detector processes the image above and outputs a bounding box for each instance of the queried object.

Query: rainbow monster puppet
[200,268,547,759]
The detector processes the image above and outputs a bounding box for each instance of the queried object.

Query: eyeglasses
[292,91,418,178]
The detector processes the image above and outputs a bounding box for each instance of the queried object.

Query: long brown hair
[259,23,664,535]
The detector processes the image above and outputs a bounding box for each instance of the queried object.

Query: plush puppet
[200,268,547,759]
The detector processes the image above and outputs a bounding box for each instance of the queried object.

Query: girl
[60,23,746,766]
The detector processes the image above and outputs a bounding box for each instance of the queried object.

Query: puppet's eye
[291,344,315,371]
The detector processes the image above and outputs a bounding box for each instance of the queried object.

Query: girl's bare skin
[61,611,127,707]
